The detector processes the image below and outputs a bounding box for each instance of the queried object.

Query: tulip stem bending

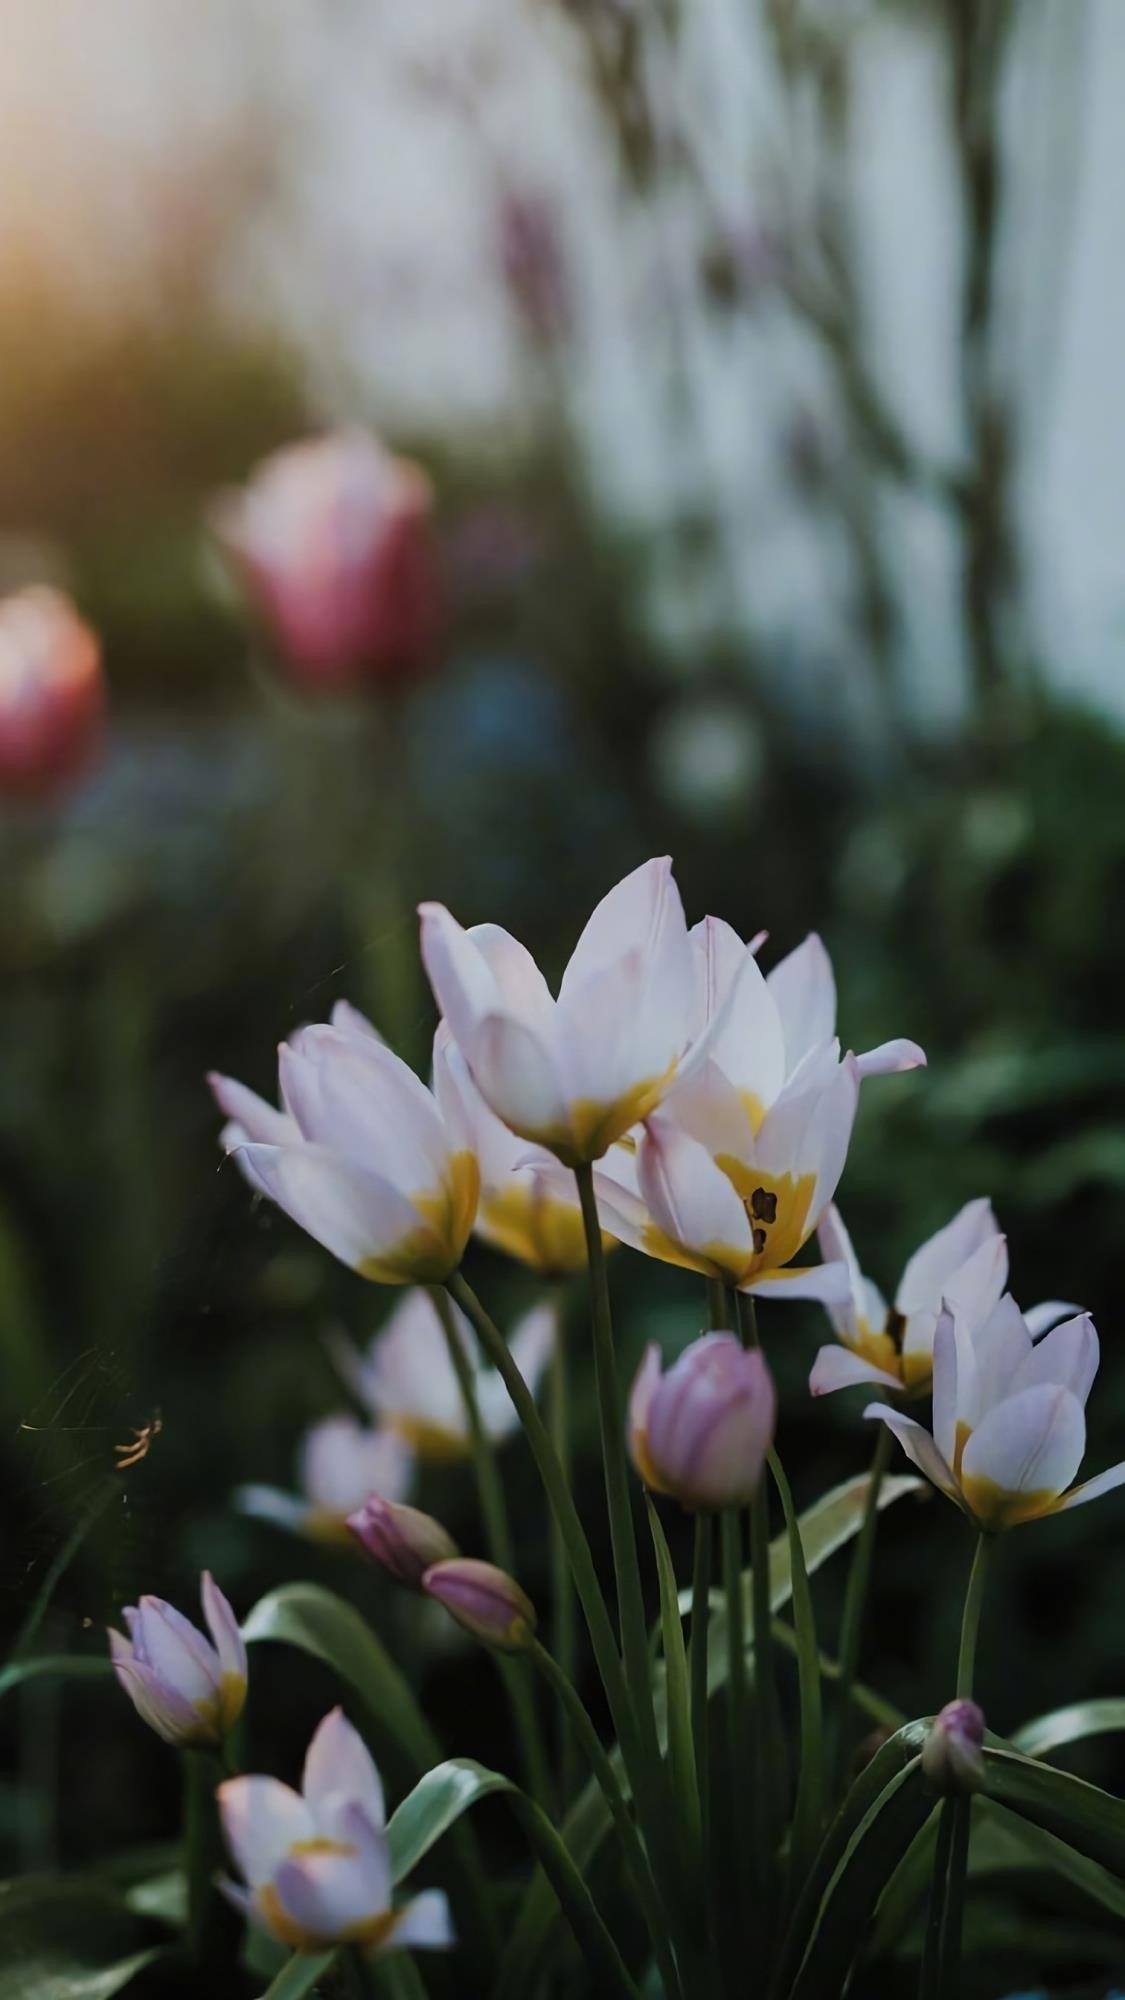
[832,1423,893,1795]
[429,1287,552,1811]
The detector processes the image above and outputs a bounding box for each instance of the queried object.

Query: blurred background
[2,3,1124,1994]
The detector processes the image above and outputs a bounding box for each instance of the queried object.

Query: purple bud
[628,1332,776,1511]
[922,1699,986,1795]
[348,1495,460,1589]
[422,1558,537,1652]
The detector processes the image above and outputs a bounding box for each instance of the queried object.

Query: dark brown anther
[750,1188,777,1223]
[752,1227,768,1255]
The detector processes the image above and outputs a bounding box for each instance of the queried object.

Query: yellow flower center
[358,1151,480,1285]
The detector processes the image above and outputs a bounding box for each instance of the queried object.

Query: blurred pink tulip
[628,1332,776,1511]
[0,587,104,797]
[422,1558,537,1652]
[212,429,442,692]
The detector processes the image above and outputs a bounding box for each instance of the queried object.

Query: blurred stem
[832,1423,893,1795]
[183,1750,226,1965]
[528,1639,683,2000]
[719,1508,753,1987]
[343,1946,376,1998]
[548,1301,579,1804]
[429,1288,552,1811]
[572,1167,662,1775]
[956,1531,990,1698]
[736,1291,781,1944]
[706,1276,731,1329]
[921,1532,991,1999]
[690,1512,712,1862]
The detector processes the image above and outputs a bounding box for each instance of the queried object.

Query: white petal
[863,1404,960,1502]
[767,933,837,1076]
[853,1038,927,1078]
[809,1345,903,1397]
[467,923,557,1033]
[662,1056,759,1157]
[960,1385,1086,1503]
[559,856,680,1002]
[361,1291,467,1434]
[272,1844,386,1942]
[299,1417,413,1514]
[1010,1313,1099,1408]
[815,1204,868,1344]
[691,945,786,1112]
[201,1572,246,1687]
[208,1073,296,1148]
[755,1054,859,1222]
[385,1888,454,1953]
[895,1199,1000,1314]
[638,1115,753,1273]
[330,1000,384,1044]
[689,916,751,1038]
[303,1708,386,1834]
[1024,1299,1083,1339]
[628,1343,662,1460]
[419,903,501,1050]
[1053,1460,1125,1513]
[468,1012,570,1148]
[218,1776,313,1888]
[238,1143,439,1276]
[280,1032,449,1191]
[930,1308,964,1467]
[744,1260,852,1304]
[962,1292,1029,1423]
[235,1485,311,1535]
[130,1600,218,1703]
[477,1302,557,1438]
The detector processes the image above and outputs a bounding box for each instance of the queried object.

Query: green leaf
[0,1655,112,1703]
[646,1497,700,1860]
[260,1949,337,1997]
[1012,1698,1125,1761]
[770,1620,906,1733]
[770,1451,824,1899]
[505,1472,924,1995]
[386,1759,516,1882]
[981,1743,1125,1876]
[0,1876,170,2000]
[242,1584,440,1773]
[785,1757,933,2000]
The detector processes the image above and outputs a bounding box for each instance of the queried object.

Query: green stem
[706,1276,730,1329]
[690,1512,713,1859]
[736,1292,782,1944]
[918,1799,958,2000]
[832,1423,893,1795]
[529,1639,684,2000]
[183,1750,227,1965]
[573,1165,658,1757]
[720,1508,753,1981]
[430,1288,552,1811]
[548,1303,579,1804]
[956,1532,991,1698]
[504,1791,645,2000]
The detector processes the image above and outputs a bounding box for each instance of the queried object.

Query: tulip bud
[211,429,442,693]
[921,1699,986,1795]
[109,1572,246,1748]
[628,1332,776,1512]
[0,587,104,797]
[422,1558,537,1653]
[348,1495,460,1588]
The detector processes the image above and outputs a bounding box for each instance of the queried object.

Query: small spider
[114,1415,162,1471]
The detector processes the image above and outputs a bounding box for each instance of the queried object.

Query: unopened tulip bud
[422,1558,537,1653]
[0,587,104,797]
[109,1572,246,1748]
[348,1495,460,1588]
[211,429,442,693]
[922,1699,986,1795]
[628,1332,776,1512]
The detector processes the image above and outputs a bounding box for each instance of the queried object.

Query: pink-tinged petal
[754,1056,859,1222]
[628,1344,662,1474]
[113,1658,204,1743]
[303,1708,386,1834]
[280,1032,449,1189]
[1024,1299,1082,1339]
[638,1115,754,1275]
[1010,1313,1099,1407]
[431,1024,485,1163]
[583,1163,652,1253]
[692,945,786,1111]
[384,1889,454,1953]
[895,1199,1000,1315]
[330,999,384,1044]
[271,1848,383,1943]
[466,923,556,1033]
[468,1012,570,1148]
[558,857,679,1002]
[930,1308,963,1467]
[815,1203,885,1346]
[942,1234,1010,1333]
[477,1302,557,1439]
[218,1775,314,1887]
[863,1404,960,1503]
[743,1260,853,1304]
[130,1598,218,1698]
[853,1038,927,1079]
[808,1345,903,1397]
[767,933,837,1076]
[663,1056,759,1157]
[960,1385,1086,1505]
[207,1073,296,1148]
[201,1572,247,1688]
[961,1292,1028,1424]
[237,1143,440,1278]
[1053,1460,1125,1513]
[689,916,751,1038]
[419,903,500,1050]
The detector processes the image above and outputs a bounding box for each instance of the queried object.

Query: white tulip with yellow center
[809,1199,1012,1397]
[331,1289,557,1461]
[212,1017,478,1286]
[419,856,695,1166]
[433,1024,624,1273]
[237,1416,413,1543]
[866,1297,1125,1531]
[218,1709,452,1955]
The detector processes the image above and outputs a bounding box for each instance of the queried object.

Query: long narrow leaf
[386,1760,516,1881]
[980,1744,1125,1876]
[786,1759,933,2000]
[770,1620,906,1733]
[260,1949,336,1997]
[1013,1698,1125,1761]
[0,1654,112,1702]
[770,1452,824,1899]
[647,1497,701,1859]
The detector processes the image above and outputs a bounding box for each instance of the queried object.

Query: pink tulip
[349,1496,460,1589]
[212,429,442,692]
[0,587,104,797]
[628,1332,776,1511]
[422,1558,537,1652]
